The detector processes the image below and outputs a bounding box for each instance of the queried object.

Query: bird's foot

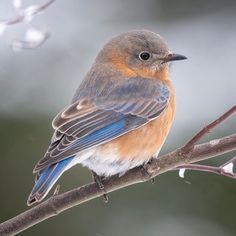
[150,178,155,184]
[142,158,155,183]
[92,171,109,203]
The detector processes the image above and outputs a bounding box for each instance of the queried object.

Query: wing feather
[33,77,169,173]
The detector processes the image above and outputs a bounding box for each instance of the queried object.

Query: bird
[27,30,187,205]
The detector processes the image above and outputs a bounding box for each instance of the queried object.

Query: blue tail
[27,157,74,205]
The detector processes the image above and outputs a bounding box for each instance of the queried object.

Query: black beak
[161,53,187,64]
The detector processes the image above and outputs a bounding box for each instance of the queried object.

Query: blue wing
[34,77,169,173]
[34,77,169,172]
[28,77,169,205]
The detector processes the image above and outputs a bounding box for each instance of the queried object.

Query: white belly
[66,147,160,177]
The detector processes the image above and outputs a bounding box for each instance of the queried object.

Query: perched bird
[27,30,186,205]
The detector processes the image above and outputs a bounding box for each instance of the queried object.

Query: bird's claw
[92,171,109,203]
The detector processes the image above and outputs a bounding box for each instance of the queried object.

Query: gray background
[0,0,236,235]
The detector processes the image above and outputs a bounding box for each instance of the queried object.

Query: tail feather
[27,157,74,206]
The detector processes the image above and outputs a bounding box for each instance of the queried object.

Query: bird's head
[96,30,187,78]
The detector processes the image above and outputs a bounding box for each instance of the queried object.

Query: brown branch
[176,157,236,179]
[181,105,236,154]
[0,106,236,235]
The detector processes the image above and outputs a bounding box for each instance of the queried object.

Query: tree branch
[181,105,236,154]
[0,106,236,235]
[176,156,236,179]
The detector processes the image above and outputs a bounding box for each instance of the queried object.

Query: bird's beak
[161,53,187,64]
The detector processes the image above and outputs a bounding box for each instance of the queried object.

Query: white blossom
[209,139,220,146]
[0,23,7,36]
[179,168,186,178]
[13,0,22,9]
[222,162,234,174]
[23,5,39,22]
[25,28,45,43]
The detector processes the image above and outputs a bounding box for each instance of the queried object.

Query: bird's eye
[139,52,151,61]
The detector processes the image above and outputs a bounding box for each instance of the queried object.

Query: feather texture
[33,77,169,174]
[27,156,74,205]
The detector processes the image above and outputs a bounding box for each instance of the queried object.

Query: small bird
[27,30,186,205]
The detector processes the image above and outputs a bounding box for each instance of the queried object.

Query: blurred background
[0,0,236,235]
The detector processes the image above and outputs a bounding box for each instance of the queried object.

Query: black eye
[139,52,150,61]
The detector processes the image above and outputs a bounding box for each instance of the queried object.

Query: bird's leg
[150,178,155,184]
[91,171,108,203]
[142,158,155,184]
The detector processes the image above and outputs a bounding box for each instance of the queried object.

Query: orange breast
[96,87,176,162]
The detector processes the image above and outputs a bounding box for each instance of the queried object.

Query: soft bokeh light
[0,0,236,235]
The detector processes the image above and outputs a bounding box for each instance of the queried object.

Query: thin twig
[176,161,236,179]
[34,0,56,13]
[221,156,236,167]
[2,0,56,26]
[181,105,236,154]
[176,153,236,179]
